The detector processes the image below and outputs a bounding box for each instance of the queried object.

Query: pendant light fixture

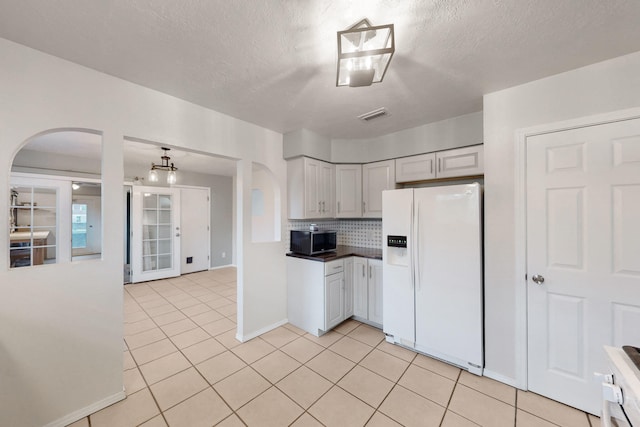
[337,18,395,87]
[149,147,178,184]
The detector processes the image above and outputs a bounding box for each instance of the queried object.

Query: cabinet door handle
[362,201,366,213]
[430,160,433,175]
[318,201,321,211]
[369,265,372,279]
[337,201,340,213]
[362,264,365,277]
[438,158,441,173]
[323,201,325,212]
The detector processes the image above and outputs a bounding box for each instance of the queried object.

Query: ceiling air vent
[358,107,389,122]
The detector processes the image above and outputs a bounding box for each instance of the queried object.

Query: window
[142,193,173,272]
[72,203,87,249]
[9,129,102,268]
[9,185,58,268]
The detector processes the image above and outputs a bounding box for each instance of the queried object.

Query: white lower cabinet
[287,257,349,336]
[324,270,345,331]
[344,257,354,318]
[353,257,383,327]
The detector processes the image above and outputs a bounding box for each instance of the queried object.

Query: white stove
[602,346,640,427]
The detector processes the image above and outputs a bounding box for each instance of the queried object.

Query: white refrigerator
[382,183,483,375]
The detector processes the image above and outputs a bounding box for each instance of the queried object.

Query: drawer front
[325,259,344,275]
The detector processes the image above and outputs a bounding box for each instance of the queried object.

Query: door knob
[175,233,180,237]
[532,274,545,285]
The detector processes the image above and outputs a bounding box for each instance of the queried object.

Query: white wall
[282,128,332,162]
[332,112,483,163]
[0,38,287,426]
[252,166,280,243]
[282,111,483,163]
[483,50,640,385]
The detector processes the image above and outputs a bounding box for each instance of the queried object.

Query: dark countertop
[286,245,382,262]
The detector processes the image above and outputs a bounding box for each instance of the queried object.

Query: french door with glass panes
[131,186,181,283]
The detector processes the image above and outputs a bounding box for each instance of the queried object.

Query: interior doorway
[122,139,236,284]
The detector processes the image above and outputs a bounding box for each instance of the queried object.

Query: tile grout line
[123,270,594,427]
[125,274,240,425]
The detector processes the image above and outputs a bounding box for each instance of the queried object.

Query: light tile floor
[68,267,602,427]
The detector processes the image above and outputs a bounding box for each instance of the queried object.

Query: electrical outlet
[221,252,226,258]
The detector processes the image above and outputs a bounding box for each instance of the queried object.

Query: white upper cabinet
[335,164,362,218]
[435,145,484,179]
[288,157,335,219]
[395,153,437,183]
[319,161,335,218]
[362,160,395,218]
[395,145,484,183]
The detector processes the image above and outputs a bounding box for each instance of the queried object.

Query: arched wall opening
[9,129,103,268]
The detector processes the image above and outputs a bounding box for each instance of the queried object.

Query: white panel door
[526,118,640,414]
[414,184,483,371]
[180,187,210,274]
[131,186,181,283]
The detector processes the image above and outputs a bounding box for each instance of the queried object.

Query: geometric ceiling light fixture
[337,18,395,87]
[148,147,178,184]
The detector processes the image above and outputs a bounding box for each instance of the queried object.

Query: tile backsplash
[286,219,382,251]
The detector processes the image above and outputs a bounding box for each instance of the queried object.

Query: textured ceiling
[1,1,640,140]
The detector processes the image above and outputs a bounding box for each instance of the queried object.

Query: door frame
[513,106,640,390]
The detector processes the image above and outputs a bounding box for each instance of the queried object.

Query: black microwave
[290,230,337,255]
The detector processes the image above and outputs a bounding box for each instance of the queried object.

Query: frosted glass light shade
[167,170,177,185]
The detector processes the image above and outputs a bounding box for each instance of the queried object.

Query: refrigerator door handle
[410,197,415,289]
[415,201,421,291]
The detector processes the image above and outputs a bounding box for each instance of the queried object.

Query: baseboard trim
[482,369,520,389]
[236,318,288,342]
[209,264,236,271]
[44,390,126,427]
